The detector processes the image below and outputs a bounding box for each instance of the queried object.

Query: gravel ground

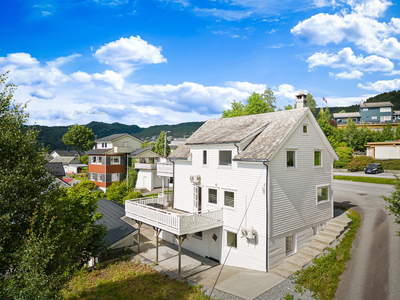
[130,208,350,300]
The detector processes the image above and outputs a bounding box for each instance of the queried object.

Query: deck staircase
[269,213,352,279]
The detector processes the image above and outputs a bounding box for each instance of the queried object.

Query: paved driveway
[334,180,400,300]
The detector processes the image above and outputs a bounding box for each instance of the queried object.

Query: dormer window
[102,143,107,148]
[219,151,232,166]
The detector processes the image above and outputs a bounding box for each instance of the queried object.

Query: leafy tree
[382,175,400,236]
[62,124,95,159]
[381,123,394,141]
[343,119,358,149]
[354,125,373,151]
[106,180,128,203]
[395,124,400,141]
[73,180,105,199]
[339,110,346,113]
[0,72,105,298]
[80,154,88,165]
[141,140,150,149]
[318,119,340,149]
[306,93,317,115]
[284,104,293,110]
[153,131,171,157]
[123,190,143,203]
[334,144,353,169]
[127,159,138,189]
[222,100,246,118]
[222,88,276,118]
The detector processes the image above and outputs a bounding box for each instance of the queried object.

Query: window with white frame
[303,125,308,133]
[98,173,104,182]
[317,186,329,203]
[314,150,322,167]
[362,108,368,111]
[380,116,391,122]
[286,150,296,168]
[98,156,103,164]
[102,142,107,148]
[286,234,296,255]
[371,116,377,120]
[380,107,391,112]
[111,173,120,182]
[224,191,234,207]
[203,150,207,165]
[111,156,120,164]
[219,150,232,166]
[208,188,217,204]
[90,173,97,181]
[92,156,97,164]
[226,231,237,248]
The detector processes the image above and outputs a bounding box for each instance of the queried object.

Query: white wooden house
[125,96,338,273]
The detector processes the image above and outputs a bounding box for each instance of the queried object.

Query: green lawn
[293,210,361,300]
[333,175,396,185]
[63,260,208,300]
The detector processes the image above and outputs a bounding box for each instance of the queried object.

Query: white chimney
[295,90,307,109]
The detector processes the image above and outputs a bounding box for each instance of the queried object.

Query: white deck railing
[157,163,173,177]
[135,163,157,170]
[125,195,223,235]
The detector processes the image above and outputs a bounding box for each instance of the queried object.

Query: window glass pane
[287,151,295,167]
[314,151,321,166]
[219,151,232,166]
[203,150,207,165]
[286,235,293,254]
[208,189,217,204]
[98,156,102,163]
[224,191,234,207]
[227,231,237,248]
[318,187,328,202]
[303,125,307,133]
[194,232,202,239]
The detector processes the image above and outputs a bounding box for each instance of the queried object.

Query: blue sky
[1,0,399,127]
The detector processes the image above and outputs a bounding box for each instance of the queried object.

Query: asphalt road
[333,171,398,179]
[334,180,400,300]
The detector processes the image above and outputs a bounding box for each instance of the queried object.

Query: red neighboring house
[87,133,142,191]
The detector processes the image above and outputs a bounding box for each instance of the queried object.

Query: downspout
[233,142,240,154]
[263,161,269,272]
[104,154,107,193]
[171,160,175,209]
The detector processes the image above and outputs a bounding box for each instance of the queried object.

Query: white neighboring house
[130,148,163,192]
[125,95,338,272]
[49,156,84,174]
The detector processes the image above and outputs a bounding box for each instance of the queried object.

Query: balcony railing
[135,163,157,170]
[125,195,223,235]
[157,162,173,177]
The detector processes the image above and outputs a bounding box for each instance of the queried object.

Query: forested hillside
[32,121,204,151]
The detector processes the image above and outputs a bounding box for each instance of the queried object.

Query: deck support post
[153,227,162,264]
[174,234,187,276]
[135,221,143,253]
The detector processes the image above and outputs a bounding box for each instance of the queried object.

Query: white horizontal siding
[269,114,333,239]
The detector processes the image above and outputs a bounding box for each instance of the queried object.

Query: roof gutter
[232,158,269,162]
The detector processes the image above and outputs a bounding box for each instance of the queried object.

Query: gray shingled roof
[45,162,66,177]
[360,101,393,108]
[170,108,309,161]
[130,148,149,156]
[96,198,136,248]
[50,156,80,165]
[394,110,400,115]
[333,112,361,118]
[95,133,128,142]
[87,149,111,155]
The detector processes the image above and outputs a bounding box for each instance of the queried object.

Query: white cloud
[71,71,92,82]
[274,84,298,100]
[330,70,364,79]
[0,53,40,66]
[291,6,400,60]
[193,7,252,21]
[307,47,393,72]
[226,81,266,94]
[30,88,54,99]
[93,70,125,90]
[46,54,81,68]
[323,94,377,106]
[384,70,400,76]
[358,78,400,92]
[313,0,337,8]
[93,36,167,75]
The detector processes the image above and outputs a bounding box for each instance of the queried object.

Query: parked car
[364,163,384,174]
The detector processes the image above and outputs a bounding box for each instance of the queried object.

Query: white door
[193,186,198,211]
[209,228,221,262]
[143,176,147,189]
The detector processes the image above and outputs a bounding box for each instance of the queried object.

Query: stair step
[313,235,335,244]
[269,263,301,279]
[321,226,342,236]
[329,219,349,227]
[298,246,321,258]
[319,231,338,239]
[285,252,313,268]
[335,214,351,223]
[308,240,329,252]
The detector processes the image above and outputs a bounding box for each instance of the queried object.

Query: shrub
[373,159,400,170]
[347,156,374,172]
[334,145,353,169]
[123,190,143,203]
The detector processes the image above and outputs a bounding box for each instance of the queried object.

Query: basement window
[286,234,296,256]
[226,231,237,249]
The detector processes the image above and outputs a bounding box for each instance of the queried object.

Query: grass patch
[63,260,209,300]
[293,210,361,300]
[333,175,396,185]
